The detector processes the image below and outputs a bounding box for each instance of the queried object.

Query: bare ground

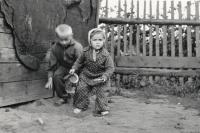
[0,90,200,133]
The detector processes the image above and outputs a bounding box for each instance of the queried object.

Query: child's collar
[58,39,75,48]
[83,46,109,56]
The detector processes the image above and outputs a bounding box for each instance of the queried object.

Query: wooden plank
[129,0,134,56]
[0,79,53,107]
[142,0,146,56]
[99,18,200,26]
[155,1,160,81]
[0,48,48,63]
[171,1,175,57]
[187,1,192,57]
[178,1,184,84]
[0,33,13,48]
[149,0,153,83]
[195,1,200,57]
[0,63,47,83]
[187,1,192,82]
[0,48,17,62]
[156,1,160,57]
[104,0,108,49]
[136,0,140,55]
[117,0,121,56]
[115,67,200,77]
[178,1,183,57]
[110,25,115,60]
[123,0,127,54]
[163,1,167,57]
[115,56,200,69]
[149,0,153,56]
[0,18,12,33]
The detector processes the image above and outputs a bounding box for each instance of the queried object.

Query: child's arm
[102,55,115,81]
[71,52,85,73]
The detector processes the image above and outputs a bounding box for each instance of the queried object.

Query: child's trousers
[73,79,108,112]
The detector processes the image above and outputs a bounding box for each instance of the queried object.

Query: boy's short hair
[55,24,73,38]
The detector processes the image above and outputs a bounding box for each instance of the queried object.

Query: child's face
[58,35,72,46]
[91,33,105,50]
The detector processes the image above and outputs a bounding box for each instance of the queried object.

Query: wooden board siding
[0,12,52,107]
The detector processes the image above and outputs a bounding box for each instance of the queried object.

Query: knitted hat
[88,28,106,62]
[88,28,106,45]
[55,24,73,38]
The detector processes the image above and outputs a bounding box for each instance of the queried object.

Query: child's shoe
[73,108,82,114]
[101,111,109,116]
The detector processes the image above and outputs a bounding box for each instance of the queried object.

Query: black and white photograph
[0,0,200,132]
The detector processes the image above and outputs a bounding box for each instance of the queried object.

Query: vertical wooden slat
[155,1,160,57]
[123,0,128,54]
[142,0,146,56]
[195,1,200,57]
[161,1,167,80]
[129,0,134,56]
[178,2,183,57]
[178,1,184,84]
[155,1,160,81]
[117,0,121,56]
[163,1,167,57]
[105,0,108,49]
[187,1,192,57]
[187,1,192,82]
[171,1,175,57]
[149,0,153,56]
[149,0,153,84]
[111,25,115,60]
[136,0,140,55]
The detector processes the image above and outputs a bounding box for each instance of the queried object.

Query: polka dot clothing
[72,47,114,112]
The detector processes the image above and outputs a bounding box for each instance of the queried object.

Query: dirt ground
[0,90,200,133]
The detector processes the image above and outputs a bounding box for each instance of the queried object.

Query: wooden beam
[115,56,200,69]
[115,67,200,77]
[0,79,52,107]
[99,17,200,26]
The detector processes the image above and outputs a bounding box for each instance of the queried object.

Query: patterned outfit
[47,40,82,100]
[72,46,114,112]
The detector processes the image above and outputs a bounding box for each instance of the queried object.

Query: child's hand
[101,75,108,82]
[45,77,53,90]
[69,69,75,75]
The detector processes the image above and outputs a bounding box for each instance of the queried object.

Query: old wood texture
[0,14,52,106]
[1,0,99,70]
[115,56,200,69]
[99,0,200,86]
[0,0,99,106]
[99,18,200,26]
[136,0,140,55]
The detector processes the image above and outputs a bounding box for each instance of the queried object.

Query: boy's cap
[55,24,73,38]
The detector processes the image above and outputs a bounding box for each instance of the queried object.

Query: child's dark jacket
[72,46,115,86]
[47,40,83,78]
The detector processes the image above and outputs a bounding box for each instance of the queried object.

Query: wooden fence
[99,0,200,86]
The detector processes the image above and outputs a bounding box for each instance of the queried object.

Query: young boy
[45,24,83,104]
[69,28,115,116]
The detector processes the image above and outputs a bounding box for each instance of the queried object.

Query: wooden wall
[0,12,52,107]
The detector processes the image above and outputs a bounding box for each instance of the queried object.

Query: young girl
[69,28,114,116]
